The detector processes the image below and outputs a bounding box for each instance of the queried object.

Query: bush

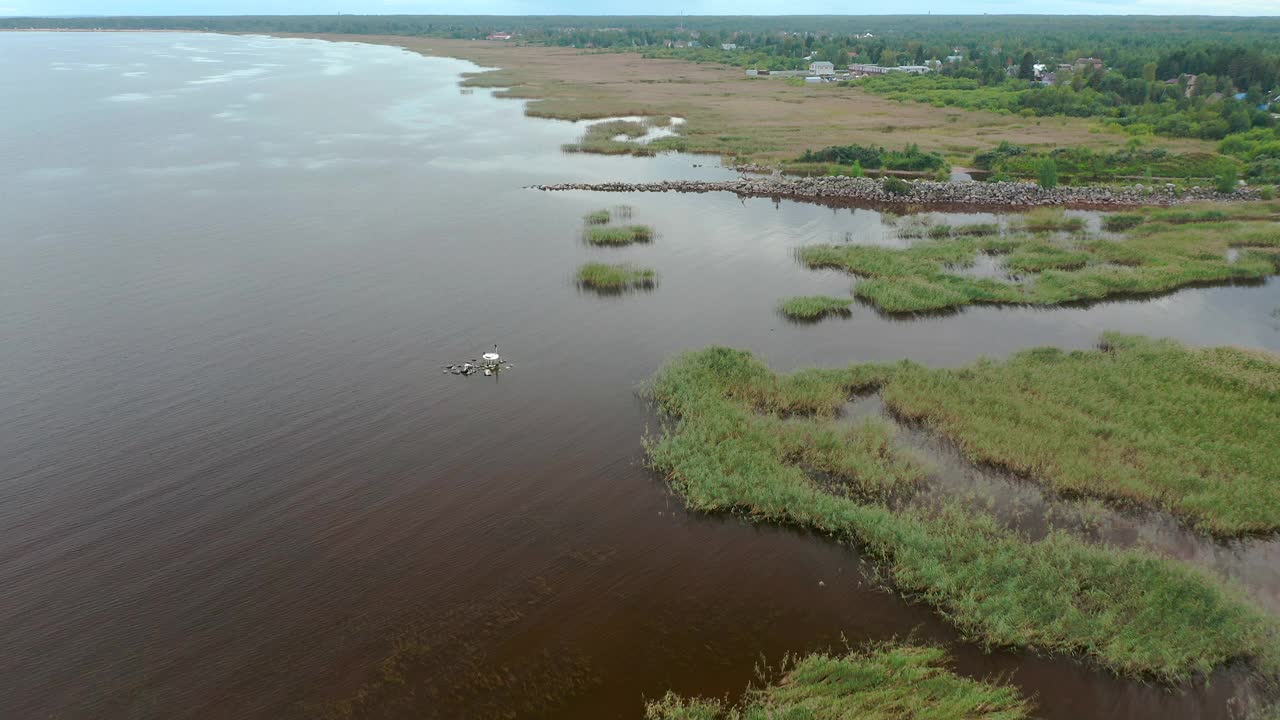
[882,176,912,195]
[799,143,945,172]
[1215,166,1239,194]
[1037,158,1059,189]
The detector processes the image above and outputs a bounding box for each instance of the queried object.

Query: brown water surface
[2,32,1278,719]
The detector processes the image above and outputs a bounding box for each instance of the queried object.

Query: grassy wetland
[880,334,1280,537]
[646,643,1034,720]
[798,202,1280,313]
[279,35,1216,166]
[645,341,1280,682]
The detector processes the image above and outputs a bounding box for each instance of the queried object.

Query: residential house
[809,61,835,76]
[1073,57,1104,72]
[721,43,737,51]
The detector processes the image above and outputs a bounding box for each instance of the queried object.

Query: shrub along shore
[644,339,1280,682]
[536,176,1263,208]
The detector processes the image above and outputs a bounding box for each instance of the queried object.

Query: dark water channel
[2,33,1278,719]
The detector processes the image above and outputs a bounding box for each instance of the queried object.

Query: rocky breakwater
[533,176,1259,208]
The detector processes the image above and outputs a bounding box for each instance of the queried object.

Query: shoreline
[532,176,1254,210]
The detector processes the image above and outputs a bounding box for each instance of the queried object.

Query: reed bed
[645,344,1279,681]
[881,333,1280,537]
[646,643,1034,720]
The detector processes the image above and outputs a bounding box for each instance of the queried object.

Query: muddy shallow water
[2,32,1279,719]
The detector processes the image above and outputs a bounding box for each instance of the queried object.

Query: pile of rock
[533,176,1259,208]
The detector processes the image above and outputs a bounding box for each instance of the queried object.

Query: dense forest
[6,14,1278,183]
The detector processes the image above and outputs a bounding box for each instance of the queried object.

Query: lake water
[2,32,1278,719]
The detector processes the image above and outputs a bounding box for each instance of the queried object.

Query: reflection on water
[1,32,1278,720]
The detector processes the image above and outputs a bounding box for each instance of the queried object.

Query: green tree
[1019,51,1035,80]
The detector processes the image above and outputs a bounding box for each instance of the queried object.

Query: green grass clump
[576,262,656,291]
[584,209,612,225]
[645,345,1279,680]
[797,216,1280,313]
[778,295,852,320]
[954,223,1000,237]
[1102,213,1145,232]
[645,644,1034,720]
[1003,242,1090,273]
[583,224,655,246]
[881,334,1280,537]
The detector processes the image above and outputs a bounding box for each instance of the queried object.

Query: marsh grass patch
[798,211,1280,313]
[576,262,657,292]
[778,295,853,321]
[644,343,1280,681]
[646,643,1034,720]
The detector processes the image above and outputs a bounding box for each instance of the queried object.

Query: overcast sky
[3,0,1278,16]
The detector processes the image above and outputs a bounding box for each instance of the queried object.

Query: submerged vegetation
[646,643,1034,720]
[798,203,1280,313]
[583,224,655,246]
[778,295,853,320]
[645,342,1280,681]
[576,262,657,291]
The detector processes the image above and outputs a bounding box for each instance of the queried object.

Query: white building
[721,43,737,51]
[808,61,835,75]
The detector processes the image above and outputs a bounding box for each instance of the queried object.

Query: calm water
[2,32,1278,720]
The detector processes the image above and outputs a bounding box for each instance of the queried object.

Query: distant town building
[849,63,931,76]
[721,43,737,51]
[485,32,512,41]
[849,63,891,75]
[809,61,835,75]
[1073,57,1104,72]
